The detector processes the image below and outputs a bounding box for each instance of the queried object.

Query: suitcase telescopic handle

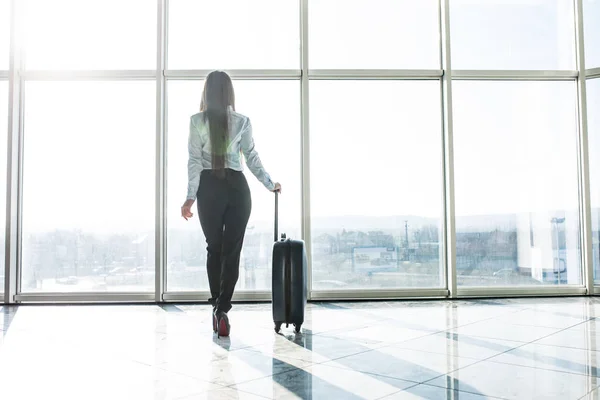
[274,191,279,242]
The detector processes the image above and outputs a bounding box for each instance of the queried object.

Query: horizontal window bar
[20,70,157,80]
[165,69,301,80]
[452,70,578,80]
[0,71,8,79]
[163,291,272,302]
[11,287,592,304]
[458,286,587,297]
[15,292,156,303]
[588,68,600,79]
[309,69,443,80]
[15,69,581,82]
[310,289,449,301]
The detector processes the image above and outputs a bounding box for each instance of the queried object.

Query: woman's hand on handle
[272,183,282,193]
[181,199,195,221]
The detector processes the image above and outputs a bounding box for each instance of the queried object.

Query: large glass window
[309,0,439,69]
[453,81,581,287]
[310,81,443,290]
[588,79,600,283]
[166,80,301,292]
[450,0,575,70]
[0,0,9,70]
[21,81,155,292]
[168,0,299,70]
[22,0,156,70]
[0,82,7,295]
[585,0,600,68]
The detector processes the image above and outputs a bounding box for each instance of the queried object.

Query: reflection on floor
[2,298,600,399]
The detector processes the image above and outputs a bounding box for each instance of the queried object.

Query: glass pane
[0,82,7,295]
[0,0,9,70]
[310,81,443,290]
[450,0,575,70]
[585,0,600,68]
[168,0,299,69]
[588,79,600,283]
[309,0,439,69]
[453,81,581,287]
[21,82,155,292]
[167,81,301,292]
[22,0,156,69]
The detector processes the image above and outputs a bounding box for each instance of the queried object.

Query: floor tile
[493,308,590,329]
[489,343,600,376]
[579,383,600,400]
[380,383,503,399]
[426,360,591,400]
[317,324,435,346]
[0,358,222,400]
[452,320,561,343]
[245,332,384,364]
[177,387,269,400]
[160,348,310,386]
[394,332,523,360]
[537,325,600,351]
[234,364,414,400]
[322,346,478,383]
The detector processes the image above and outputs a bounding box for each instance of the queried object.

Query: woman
[181,71,281,338]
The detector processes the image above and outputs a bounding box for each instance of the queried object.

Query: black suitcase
[272,192,307,333]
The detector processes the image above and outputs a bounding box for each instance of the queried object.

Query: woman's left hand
[181,199,195,221]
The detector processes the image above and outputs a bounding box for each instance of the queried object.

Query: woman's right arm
[240,118,277,191]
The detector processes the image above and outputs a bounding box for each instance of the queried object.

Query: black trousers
[197,169,252,313]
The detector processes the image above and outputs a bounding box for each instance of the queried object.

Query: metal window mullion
[308,69,443,80]
[19,70,157,81]
[574,0,594,294]
[155,0,167,303]
[440,0,457,298]
[300,0,312,300]
[452,70,579,80]
[163,291,272,302]
[310,289,449,301]
[588,68,600,79]
[5,0,22,304]
[164,69,301,80]
[15,292,156,303]
[457,286,587,297]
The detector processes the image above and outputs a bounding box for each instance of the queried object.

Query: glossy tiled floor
[2,298,600,399]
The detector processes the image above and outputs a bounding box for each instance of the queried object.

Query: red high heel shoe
[215,310,230,338]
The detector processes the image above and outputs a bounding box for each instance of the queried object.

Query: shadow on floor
[1,306,18,336]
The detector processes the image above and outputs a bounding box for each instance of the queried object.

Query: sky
[0,0,599,237]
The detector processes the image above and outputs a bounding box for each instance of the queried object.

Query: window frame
[1,0,597,303]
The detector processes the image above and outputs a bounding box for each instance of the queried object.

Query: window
[584,0,600,68]
[453,81,581,287]
[21,82,155,292]
[588,79,600,283]
[166,80,301,292]
[310,81,443,290]
[0,81,7,295]
[22,0,156,70]
[450,0,575,70]
[0,0,9,70]
[168,0,299,70]
[309,0,439,69]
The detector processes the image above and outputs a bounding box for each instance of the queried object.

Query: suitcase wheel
[294,323,302,333]
[274,322,282,333]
